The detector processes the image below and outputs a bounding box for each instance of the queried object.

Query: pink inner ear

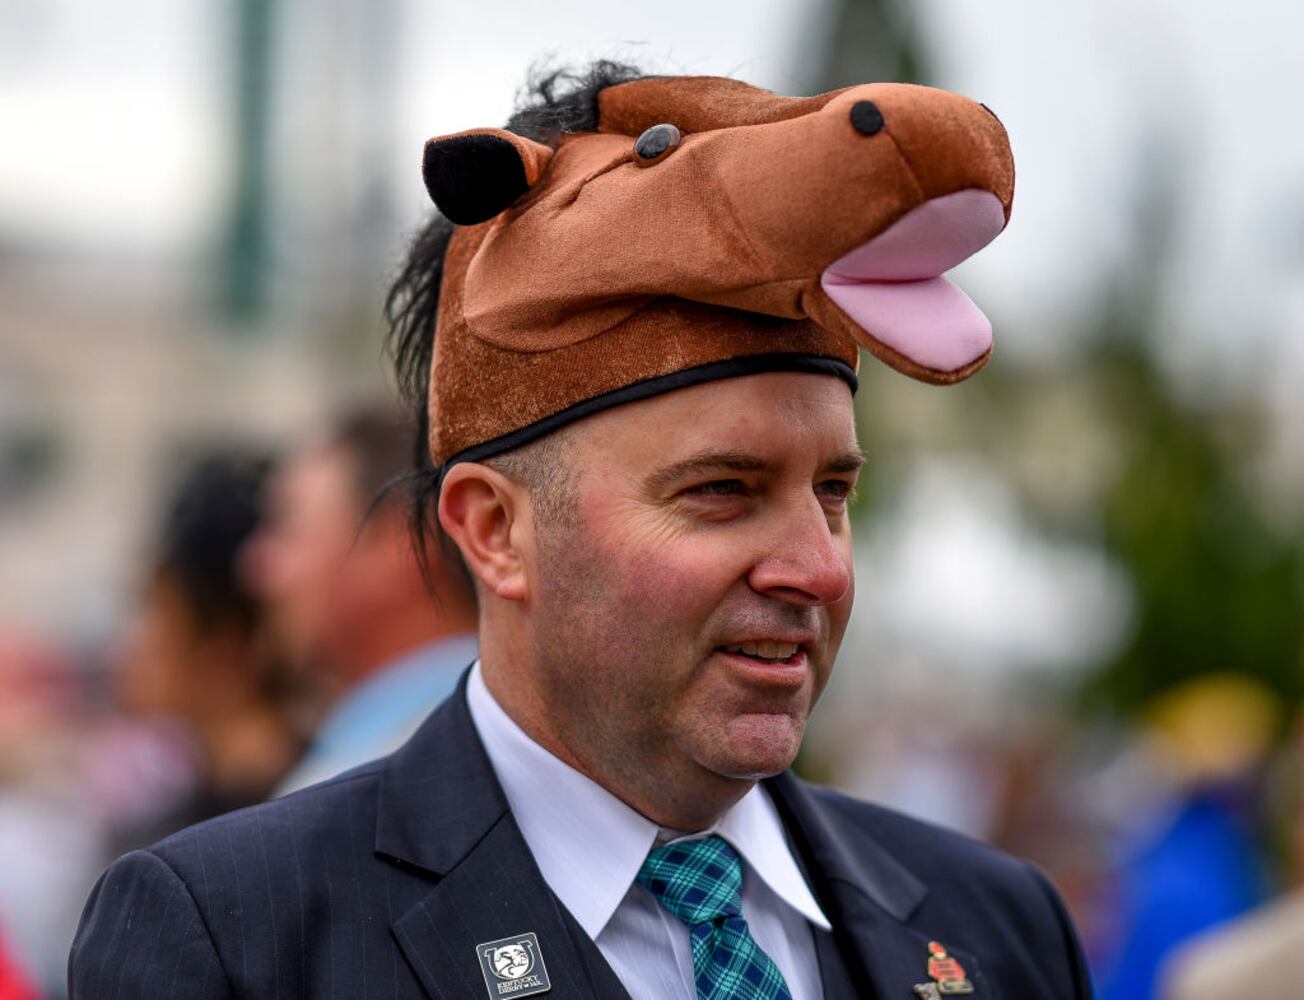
[820,189,1005,373]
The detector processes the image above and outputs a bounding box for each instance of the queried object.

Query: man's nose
[747,499,852,607]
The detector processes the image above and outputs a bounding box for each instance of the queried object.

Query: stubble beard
[527,525,681,806]
[528,526,828,824]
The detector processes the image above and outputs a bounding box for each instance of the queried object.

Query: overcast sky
[4,0,1301,373]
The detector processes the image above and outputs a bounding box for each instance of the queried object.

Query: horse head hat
[419,74,1015,467]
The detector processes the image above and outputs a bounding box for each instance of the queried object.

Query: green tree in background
[1066,146,1303,713]
[1079,314,1304,712]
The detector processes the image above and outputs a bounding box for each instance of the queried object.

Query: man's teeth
[723,641,800,660]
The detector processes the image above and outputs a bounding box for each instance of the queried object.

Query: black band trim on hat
[442,352,859,473]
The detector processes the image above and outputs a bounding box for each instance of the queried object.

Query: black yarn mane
[383,60,645,573]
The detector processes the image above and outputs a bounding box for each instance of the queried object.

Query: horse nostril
[849,100,884,136]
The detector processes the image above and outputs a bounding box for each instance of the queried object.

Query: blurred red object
[0,926,39,1000]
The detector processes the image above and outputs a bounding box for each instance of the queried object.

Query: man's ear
[437,463,528,602]
[422,128,554,225]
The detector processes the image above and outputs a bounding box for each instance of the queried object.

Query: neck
[334,603,475,690]
[627,769,754,833]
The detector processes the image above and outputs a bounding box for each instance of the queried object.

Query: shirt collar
[465,661,830,938]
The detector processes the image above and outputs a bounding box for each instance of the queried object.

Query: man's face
[115,572,202,716]
[523,372,860,799]
[240,444,360,668]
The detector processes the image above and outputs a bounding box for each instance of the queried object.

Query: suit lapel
[809,924,859,1000]
[377,673,630,1000]
[391,816,632,1000]
[765,772,986,999]
[374,672,990,999]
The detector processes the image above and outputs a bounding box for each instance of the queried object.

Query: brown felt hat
[421,75,1014,468]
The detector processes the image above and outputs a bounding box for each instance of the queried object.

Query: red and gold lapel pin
[912,940,974,997]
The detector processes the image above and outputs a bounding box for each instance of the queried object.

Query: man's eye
[817,480,856,502]
[685,479,747,497]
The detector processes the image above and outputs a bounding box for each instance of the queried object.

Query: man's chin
[694,712,806,780]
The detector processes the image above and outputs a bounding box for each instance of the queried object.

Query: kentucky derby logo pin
[911,940,974,997]
[476,932,551,998]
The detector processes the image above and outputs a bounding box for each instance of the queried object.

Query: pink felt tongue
[821,275,992,372]
[820,189,1005,373]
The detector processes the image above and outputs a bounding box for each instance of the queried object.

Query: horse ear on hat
[422,128,554,226]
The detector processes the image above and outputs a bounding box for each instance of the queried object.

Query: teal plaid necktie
[637,835,794,1000]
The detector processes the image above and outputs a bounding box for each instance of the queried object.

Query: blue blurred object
[273,634,477,795]
[1093,784,1267,1000]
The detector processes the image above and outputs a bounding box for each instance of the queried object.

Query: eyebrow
[642,447,866,495]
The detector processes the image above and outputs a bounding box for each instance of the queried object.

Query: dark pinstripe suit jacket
[69,673,1092,999]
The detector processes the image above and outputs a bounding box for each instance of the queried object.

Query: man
[114,451,299,833]
[1091,676,1275,999]
[239,403,478,792]
[70,64,1091,999]
[1162,892,1304,999]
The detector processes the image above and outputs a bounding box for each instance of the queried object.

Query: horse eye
[633,123,682,166]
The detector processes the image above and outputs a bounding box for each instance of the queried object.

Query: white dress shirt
[466,662,830,1000]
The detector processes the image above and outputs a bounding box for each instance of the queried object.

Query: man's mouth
[716,641,805,666]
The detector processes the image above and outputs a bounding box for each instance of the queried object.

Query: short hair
[155,451,270,635]
[333,401,477,599]
[483,427,579,529]
[384,61,644,556]
[328,401,419,510]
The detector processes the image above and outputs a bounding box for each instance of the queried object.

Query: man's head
[241,404,476,686]
[438,371,859,826]
[118,452,273,718]
[386,63,1011,826]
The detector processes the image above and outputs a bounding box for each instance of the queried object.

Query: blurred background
[2,0,1303,997]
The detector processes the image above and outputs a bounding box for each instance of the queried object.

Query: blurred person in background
[240,402,477,794]
[1092,674,1281,1000]
[1161,889,1304,1000]
[111,452,301,844]
[1159,705,1304,1000]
